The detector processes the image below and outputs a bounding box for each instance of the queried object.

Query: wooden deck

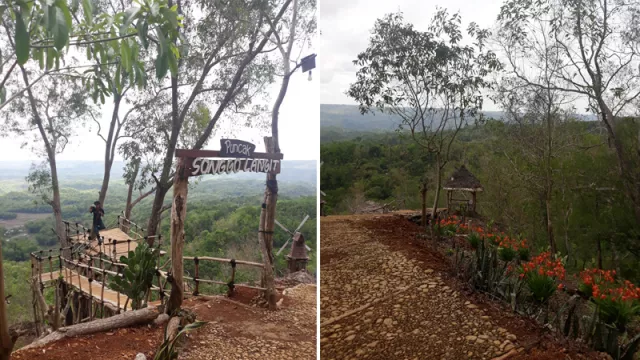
[39,269,160,311]
[70,228,150,259]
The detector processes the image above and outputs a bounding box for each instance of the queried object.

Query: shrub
[110,243,159,310]
[498,246,516,262]
[467,232,481,249]
[579,269,640,331]
[520,252,565,304]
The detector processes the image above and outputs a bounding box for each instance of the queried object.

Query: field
[0,213,50,229]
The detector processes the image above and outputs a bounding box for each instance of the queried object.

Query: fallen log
[19,307,160,351]
[165,316,181,342]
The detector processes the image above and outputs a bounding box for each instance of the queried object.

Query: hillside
[320,104,598,143]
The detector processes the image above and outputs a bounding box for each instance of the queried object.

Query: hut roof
[443,165,483,192]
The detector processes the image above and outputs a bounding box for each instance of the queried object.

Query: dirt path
[180,284,317,360]
[320,214,604,360]
[12,285,317,360]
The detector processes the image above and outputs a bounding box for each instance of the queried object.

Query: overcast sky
[320,0,503,110]
[0,43,318,162]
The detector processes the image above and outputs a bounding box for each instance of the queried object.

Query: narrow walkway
[320,215,523,360]
[40,269,133,311]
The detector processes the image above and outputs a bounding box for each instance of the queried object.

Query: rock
[383,318,393,327]
[346,335,356,341]
[466,304,478,309]
[465,335,477,341]
[135,354,147,360]
[506,334,517,341]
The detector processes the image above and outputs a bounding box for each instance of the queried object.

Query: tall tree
[348,10,500,226]
[257,0,315,309]
[0,242,12,360]
[134,0,295,242]
[497,0,640,223]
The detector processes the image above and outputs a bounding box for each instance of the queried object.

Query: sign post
[167,140,283,313]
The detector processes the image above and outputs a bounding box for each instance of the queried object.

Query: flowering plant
[520,252,565,303]
[578,269,640,330]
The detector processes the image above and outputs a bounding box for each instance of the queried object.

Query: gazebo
[443,165,483,214]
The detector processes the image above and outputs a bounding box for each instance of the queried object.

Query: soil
[11,285,316,360]
[320,213,608,360]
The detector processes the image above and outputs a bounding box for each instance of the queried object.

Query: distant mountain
[0,160,317,184]
[320,104,598,136]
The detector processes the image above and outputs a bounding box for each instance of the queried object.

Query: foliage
[579,269,640,331]
[109,242,158,310]
[154,320,206,360]
[519,252,565,304]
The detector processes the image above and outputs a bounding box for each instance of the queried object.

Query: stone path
[181,284,317,360]
[320,215,523,360]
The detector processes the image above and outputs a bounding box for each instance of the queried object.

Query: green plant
[154,321,207,360]
[498,246,516,262]
[467,232,481,249]
[518,247,530,261]
[109,243,158,310]
[525,271,557,303]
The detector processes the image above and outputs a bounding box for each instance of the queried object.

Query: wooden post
[167,157,189,314]
[193,257,199,296]
[471,191,477,213]
[228,259,236,297]
[258,137,278,310]
[0,242,15,360]
[421,182,427,227]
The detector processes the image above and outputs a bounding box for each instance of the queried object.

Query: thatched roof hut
[443,165,483,213]
[443,165,483,192]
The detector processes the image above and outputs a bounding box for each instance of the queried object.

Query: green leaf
[71,0,79,13]
[0,48,3,73]
[120,40,131,71]
[55,0,73,29]
[114,63,122,93]
[15,10,30,65]
[160,6,178,28]
[120,6,140,36]
[0,5,7,17]
[155,28,167,55]
[82,0,93,25]
[137,19,149,49]
[45,5,57,32]
[52,8,69,50]
[0,86,6,104]
[155,52,168,79]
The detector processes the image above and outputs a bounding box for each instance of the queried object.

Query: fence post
[101,272,107,318]
[88,277,94,321]
[116,267,121,313]
[193,257,199,296]
[127,239,131,254]
[228,259,236,297]
[48,250,53,275]
[112,240,118,261]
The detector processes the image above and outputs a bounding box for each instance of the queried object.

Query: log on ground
[20,307,160,350]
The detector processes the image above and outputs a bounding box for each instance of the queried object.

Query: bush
[0,211,17,220]
[520,252,565,304]
[467,232,481,249]
[110,243,159,310]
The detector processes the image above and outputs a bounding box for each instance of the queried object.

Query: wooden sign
[175,144,283,177]
[219,139,256,158]
[191,158,280,176]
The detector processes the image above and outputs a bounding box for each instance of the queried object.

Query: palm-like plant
[109,243,158,310]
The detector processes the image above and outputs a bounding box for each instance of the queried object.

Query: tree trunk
[49,152,68,256]
[21,307,160,350]
[598,100,640,224]
[258,137,278,310]
[0,243,14,360]
[146,184,168,244]
[123,161,140,232]
[596,236,603,269]
[98,96,121,205]
[420,182,427,227]
[431,154,443,226]
[166,158,188,314]
[545,195,557,255]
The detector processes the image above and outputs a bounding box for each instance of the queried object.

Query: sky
[0,39,319,162]
[320,0,504,110]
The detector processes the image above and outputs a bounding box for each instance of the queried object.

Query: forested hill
[0,159,316,183]
[320,104,598,142]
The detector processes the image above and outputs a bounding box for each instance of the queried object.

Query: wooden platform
[70,228,141,258]
[39,269,161,311]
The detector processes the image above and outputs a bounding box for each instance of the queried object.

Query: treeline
[321,118,640,280]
